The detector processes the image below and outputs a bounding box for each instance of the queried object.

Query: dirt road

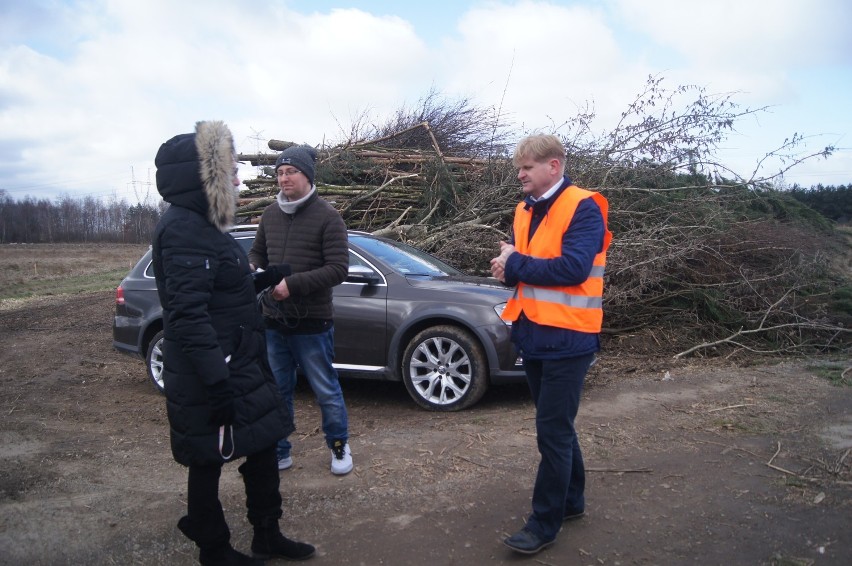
[0,291,849,565]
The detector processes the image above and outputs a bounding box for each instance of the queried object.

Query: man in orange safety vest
[490,133,612,556]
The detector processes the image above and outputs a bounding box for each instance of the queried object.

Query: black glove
[207,379,235,426]
[252,264,291,293]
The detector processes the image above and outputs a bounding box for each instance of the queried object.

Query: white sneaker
[330,441,353,475]
[277,455,293,470]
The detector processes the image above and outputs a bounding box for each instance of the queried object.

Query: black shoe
[563,508,585,522]
[199,544,263,566]
[251,530,316,561]
[503,528,555,555]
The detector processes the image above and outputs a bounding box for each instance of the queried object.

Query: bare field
[0,243,148,301]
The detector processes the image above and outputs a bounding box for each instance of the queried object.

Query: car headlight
[493,302,512,326]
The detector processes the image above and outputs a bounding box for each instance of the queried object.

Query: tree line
[2,181,849,245]
[0,190,165,244]
[788,184,852,223]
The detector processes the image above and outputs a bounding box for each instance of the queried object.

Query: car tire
[145,330,165,394]
[401,325,488,411]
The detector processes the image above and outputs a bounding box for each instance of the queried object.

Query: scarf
[277,186,316,215]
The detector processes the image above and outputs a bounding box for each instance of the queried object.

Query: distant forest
[0,184,849,244]
[0,190,164,244]
[787,184,852,223]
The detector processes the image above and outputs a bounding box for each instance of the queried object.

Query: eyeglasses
[278,168,302,177]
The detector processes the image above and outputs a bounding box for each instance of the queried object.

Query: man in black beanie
[152,122,315,565]
[249,144,354,476]
[272,144,317,186]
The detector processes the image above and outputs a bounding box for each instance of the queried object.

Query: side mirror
[346,265,381,285]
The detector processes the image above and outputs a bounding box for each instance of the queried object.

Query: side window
[233,235,254,253]
[349,250,370,268]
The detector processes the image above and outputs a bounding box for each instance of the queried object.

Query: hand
[207,379,235,426]
[271,278,291,301]
[489,241,515,283]
[489,256,505,282]
[252,264,291,293]
[497,241,516,261]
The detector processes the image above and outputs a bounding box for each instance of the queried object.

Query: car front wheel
[401,325,488,411]
[145,330,165,394]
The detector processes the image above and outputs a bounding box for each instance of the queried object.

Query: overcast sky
[1,0,850,204]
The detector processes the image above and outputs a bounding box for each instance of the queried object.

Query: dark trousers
[179,445,282,550]
[523,353,593,541]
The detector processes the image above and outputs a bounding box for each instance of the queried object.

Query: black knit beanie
[274,144,317,186]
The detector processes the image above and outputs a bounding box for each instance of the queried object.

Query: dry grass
[0,243,149,302]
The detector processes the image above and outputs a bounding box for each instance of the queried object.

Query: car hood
[404,274,513,301]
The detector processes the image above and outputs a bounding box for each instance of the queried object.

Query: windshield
[349,234,463,277]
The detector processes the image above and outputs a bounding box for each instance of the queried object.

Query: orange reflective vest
[501,186,612,333]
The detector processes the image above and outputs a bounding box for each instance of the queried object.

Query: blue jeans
[523,353,593,541]
[265,327,349,459]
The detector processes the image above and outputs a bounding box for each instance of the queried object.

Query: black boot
[251,524,316,561]
[199,543,264,566]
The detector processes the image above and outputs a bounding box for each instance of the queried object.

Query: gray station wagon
[113,227,524,411]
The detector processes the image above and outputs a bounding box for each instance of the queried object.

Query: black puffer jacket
[151,121,293,467]
[248,191,348,324]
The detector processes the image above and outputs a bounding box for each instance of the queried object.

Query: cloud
[233,7,430,144]
[611,0,852,101]
[614,0,852,65]
[437,2,638,130]
[0,1,431,201]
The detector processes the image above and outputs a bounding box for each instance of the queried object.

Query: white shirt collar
[529,177,564,203]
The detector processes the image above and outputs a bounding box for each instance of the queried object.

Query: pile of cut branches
[238,132,492,232]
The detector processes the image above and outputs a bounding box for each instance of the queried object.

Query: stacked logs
[235,127,492,231]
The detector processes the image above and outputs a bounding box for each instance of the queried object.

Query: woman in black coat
[152,121,314,565]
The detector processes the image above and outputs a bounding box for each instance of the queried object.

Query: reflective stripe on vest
[511,285,604,309]
[501,185,611,333]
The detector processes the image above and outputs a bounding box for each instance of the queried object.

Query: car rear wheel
[401,325,488,411]
[145,330,165,394]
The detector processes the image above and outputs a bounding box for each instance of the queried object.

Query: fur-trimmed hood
[154,121,236,231]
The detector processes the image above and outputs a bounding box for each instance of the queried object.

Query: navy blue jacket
[504,176,605,360]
